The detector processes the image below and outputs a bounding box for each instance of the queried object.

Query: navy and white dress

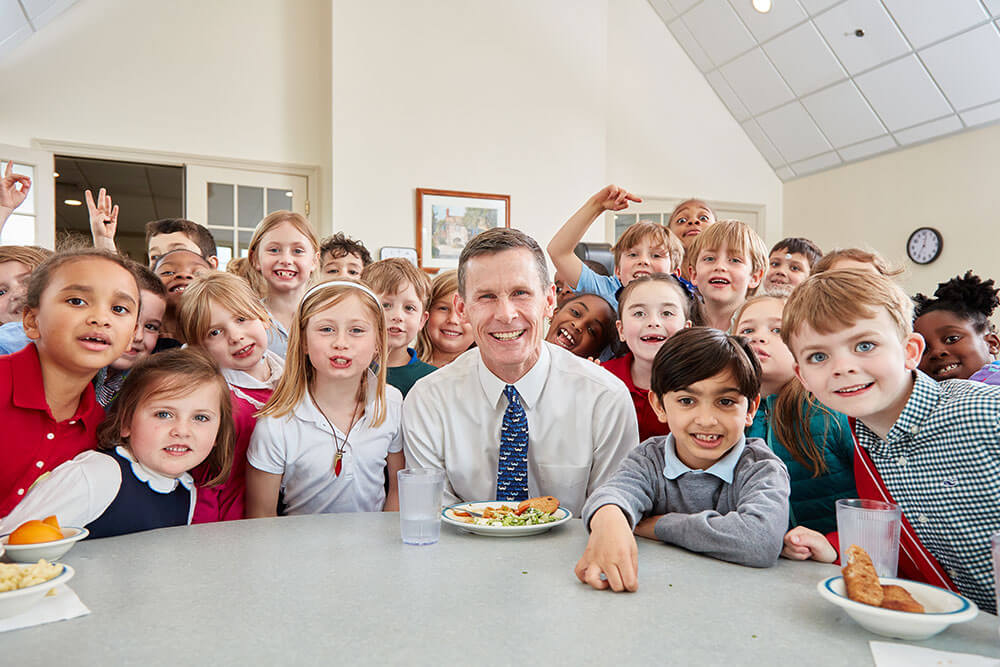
[0,446,195,538]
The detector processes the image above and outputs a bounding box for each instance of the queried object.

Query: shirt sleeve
[581,441,661,530]
[0,451,121,533]
[246,417,288,475]
[573,264,620,302]
[653,455,791,568]
[386,389,404,455]
[586,383,640,497]
[401,384,459,506]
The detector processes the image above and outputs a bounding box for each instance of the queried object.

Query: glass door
[185,165,309,269]
[0,144,55,248]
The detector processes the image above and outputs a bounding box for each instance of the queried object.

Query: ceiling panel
[718,48,794,115]
[741,119,785,168]
[775,166,796,180]
[682,0,756,66]
[854,55,952,131]
[986,0,1000,17]
[882,0,989,49]
[755,101,832,163]
[813,0,909,75]
[668,17,714,71]
[648,0,677,23]
[837,134,896,161]
[706,70,751,120]
[668,0,701,13]
[799,0,842,16]
[763,21,847,97]
[801,80,885,147]
[960,99,1000,127]
[789,151,842,176]
[893,115,962,145]
[919,24,1000,111]
[729,0,808,43]
[0,1,31,57]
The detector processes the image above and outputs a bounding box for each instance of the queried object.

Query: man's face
[455,248,555,383]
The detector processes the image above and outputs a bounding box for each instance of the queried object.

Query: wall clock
[906,227,942,265]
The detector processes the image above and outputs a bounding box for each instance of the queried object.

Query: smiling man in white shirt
[402,228,639,516]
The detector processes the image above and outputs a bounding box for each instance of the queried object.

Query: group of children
[0,162,998,614]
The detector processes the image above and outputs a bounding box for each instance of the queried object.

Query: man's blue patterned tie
[496,384,529,502]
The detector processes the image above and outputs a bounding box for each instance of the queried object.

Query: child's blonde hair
[415,269,459,362]
[663,227,684,274]
[178,272,272,346]
[731,292,787,335]
[811,247,903,278]
[0,245,51,271]
[782,269,913,349]
[258,282,389,427]
[247,211,320,294]
[360,258,432,309]
[612,221,674,269]
[685,220,769,290]
[226,256,268,298]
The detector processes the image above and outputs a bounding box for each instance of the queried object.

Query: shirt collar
[662,433,746,483]
[855,370,933,448]
[116,446,194,494]
[221,350,285,390]
[476,343,551,410]
[11,343,101,426]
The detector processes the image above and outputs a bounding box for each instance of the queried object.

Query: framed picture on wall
[416,188,510,271]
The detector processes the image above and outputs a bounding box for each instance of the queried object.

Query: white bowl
[0,563,75,620]
[817,575,978,640]
[0,527,89,563]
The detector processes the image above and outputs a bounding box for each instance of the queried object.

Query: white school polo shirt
[247,372,403,514]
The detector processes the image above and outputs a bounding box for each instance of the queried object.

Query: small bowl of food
[817,545,977,640]
[0,560,75,620]
[1,517,89,563]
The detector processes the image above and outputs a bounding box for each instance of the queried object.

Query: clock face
[907,228,942,265]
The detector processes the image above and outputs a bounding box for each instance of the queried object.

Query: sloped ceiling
[0,0,78,60]
[650,0,1000,180]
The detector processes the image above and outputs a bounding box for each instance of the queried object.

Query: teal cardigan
[746,393,857,534]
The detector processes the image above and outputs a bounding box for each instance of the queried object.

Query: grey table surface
[7,513,1000,665]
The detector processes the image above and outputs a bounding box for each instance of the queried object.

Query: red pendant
[333,451,343,477]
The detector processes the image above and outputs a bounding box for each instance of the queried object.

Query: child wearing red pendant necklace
[245,281,404,516]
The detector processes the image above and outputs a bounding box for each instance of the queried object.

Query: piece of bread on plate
[880,584,924,613]
[517,496,559,514]
[842,545,884,607]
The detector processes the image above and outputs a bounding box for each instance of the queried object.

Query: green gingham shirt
[854,370,1000,613]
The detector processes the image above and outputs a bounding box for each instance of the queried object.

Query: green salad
[473,507,558,527]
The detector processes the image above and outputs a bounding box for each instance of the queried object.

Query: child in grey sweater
[576,327,791,592]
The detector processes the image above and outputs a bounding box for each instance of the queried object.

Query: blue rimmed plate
[0,563,75,620]
[442,501,572,537]
[817,575,978,640]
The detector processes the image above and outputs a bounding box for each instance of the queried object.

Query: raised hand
[591,184,642,213]
[0,161,31,212]
[85,188,119,251]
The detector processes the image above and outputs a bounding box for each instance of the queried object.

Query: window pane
[638,213,661,224]
[238,228,255,258]
[0,213,35,245]
[12,163,34,215]
[267,187,292,214]
[614,214,636,241]
[207,183,234,227]
[238,186,263,229]
[215,242,234,271]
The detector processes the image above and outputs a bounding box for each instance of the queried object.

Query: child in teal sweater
[735,295,856,535]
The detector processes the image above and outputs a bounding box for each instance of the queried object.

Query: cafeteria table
[8,513,1000,665]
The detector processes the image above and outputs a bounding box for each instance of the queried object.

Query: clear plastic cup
[398,468,445,546]
[836,499,902,577]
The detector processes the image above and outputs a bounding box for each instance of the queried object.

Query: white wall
[331,0,783,257]
[783,121,1000,295]
[0,0,332,226]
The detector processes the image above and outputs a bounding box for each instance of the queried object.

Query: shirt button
[897,456,908,466]
[46,433,54,440]
[17,488,24,496]
[948,569,958,578]
[35,460,44,468]
[917,513,929,523]
[909,425,919,435]
[68,420,76,425]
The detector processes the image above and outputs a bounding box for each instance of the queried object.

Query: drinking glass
[836,499,901,577]
[398,469,445,546]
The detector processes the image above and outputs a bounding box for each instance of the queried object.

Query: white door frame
[0,143,55,248]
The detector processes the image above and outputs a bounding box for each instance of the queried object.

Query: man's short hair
[612,221,673,269]
[457,228,549,296]
[685,220,769,282]
[320,232,373,266]
[782,269,913,349]
[361,258,432,309]
[650,326,760,402]
[769,237,822,268]
[145,218,217,258]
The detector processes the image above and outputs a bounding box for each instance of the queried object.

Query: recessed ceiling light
[285,191,293,197]
[752,0,771,12]
[64,199,82,206]
[53,171,60,178]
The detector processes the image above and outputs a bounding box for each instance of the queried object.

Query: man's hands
[86,188,119,251]
[782,526,837,562]
[0,161,32,226]
[574,505,638,592]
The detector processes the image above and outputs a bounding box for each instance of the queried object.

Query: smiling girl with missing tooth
[245,281,404,516]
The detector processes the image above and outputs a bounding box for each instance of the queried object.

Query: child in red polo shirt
[0,248,139,516]
[601,274,693,441]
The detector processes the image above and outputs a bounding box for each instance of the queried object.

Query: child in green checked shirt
[779,268,1000,614]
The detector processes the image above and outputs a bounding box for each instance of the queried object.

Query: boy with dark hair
[782,269,1000,613]
[575,327,790,591]
[763,237,822,295]
[320,232,373,280]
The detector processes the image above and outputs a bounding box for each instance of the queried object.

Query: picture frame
[416,188,510,271]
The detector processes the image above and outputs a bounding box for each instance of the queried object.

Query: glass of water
[836,499,901,577]
[398,468,445,545]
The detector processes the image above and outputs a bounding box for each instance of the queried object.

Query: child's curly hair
[913,270,999,333]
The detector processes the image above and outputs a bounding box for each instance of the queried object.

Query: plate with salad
[441,497,573,537]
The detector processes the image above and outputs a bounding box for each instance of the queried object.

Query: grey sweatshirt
[582,435,790,568]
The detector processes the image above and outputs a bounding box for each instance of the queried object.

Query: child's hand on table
[782,525,836,562]
[575,504,638,592]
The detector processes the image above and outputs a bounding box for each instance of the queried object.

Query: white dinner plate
[441,501,572,537]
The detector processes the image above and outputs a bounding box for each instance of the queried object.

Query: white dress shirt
[402,342,639,515]
[248,371,404,514]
